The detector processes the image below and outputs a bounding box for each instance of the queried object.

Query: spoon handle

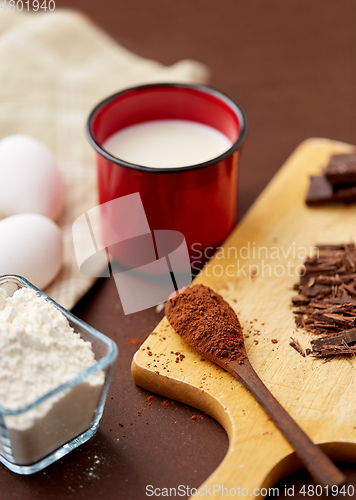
[229,359,346,488]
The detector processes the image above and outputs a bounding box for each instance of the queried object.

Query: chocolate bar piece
[324,153,356,187]
[311,327,356,352]
[311,327,356,358]
[306,175,356,205]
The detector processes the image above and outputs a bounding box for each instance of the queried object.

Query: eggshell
[0,135,64,221]
[0,214,63,290]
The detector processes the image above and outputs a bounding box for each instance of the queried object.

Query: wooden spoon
[165,284,346,488]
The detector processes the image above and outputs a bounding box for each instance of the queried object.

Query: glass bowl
[0,274,118,475]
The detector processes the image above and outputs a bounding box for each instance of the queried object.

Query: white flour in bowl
[0,287,104,465]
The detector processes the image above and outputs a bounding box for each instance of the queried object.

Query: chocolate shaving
[311,327,356,351]
[295,316,305,328]
[292,296,309,306]
[292,244,356,359]
[316,243,355,251]
[289,337,305,357]
[312,330,356,358]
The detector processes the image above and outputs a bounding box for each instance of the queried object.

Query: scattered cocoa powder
[165,284,246,364]
[127,338,143,346]
[146,395,154,406]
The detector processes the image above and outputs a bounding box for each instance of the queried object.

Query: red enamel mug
[87,83,247,272]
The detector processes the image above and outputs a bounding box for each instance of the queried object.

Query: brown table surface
[1,1,356,499]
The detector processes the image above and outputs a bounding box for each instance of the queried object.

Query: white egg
[0,135,64,221]
[0,214,63,290]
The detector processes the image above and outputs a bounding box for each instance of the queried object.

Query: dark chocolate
[289,337,305,357]
[324,153,356,187]
[311,327,356,352]
[306,176,333,205]
[291,245,356,358]
[306,175,356,205]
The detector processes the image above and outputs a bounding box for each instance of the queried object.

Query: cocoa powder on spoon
[165,284,247,364]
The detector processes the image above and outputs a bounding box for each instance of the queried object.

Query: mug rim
[86,82,247,174]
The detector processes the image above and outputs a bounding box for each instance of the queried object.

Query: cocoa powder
[165,284,246,364]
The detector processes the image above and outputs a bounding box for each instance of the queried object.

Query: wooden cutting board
[131,138,356,497]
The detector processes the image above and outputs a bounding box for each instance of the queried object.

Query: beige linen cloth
[0,10,209,309]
